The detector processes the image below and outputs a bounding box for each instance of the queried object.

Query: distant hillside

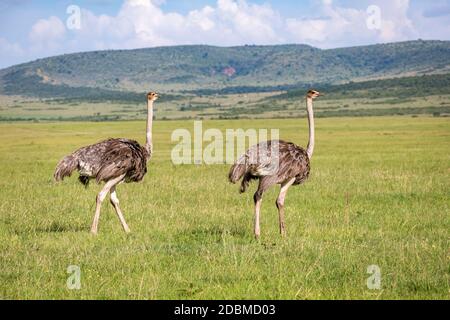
[275,73,450,100]
[0,40,449,98]
[1,72,449,122]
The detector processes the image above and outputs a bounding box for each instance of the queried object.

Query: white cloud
[27,15,66,57]
[187,6,216,32]
[286,0,417,48]
[29,16,66,45]
[62,0,419,50]
[72,0,283,48]
[376,0,417,42]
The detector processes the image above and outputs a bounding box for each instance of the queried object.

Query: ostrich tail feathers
[240,173,258,194]
[54,154,78,182]
[228,164,246,184]
[229,164,256,194]
[78,176,90,188]
[239,174,250,193]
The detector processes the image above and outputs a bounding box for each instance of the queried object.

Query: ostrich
[229,90,321,239]
[54,92,159,234]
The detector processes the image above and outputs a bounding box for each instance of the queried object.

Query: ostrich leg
[253,179,269,240]
[276,178,296,237]
[253,190,263,240]
[110,186,131,233]
[91,174,126,235]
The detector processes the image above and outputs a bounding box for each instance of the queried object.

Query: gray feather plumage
[54,138,149,185]
[229,140,310,193]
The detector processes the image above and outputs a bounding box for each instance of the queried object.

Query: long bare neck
[145,100,153,157]
[306,97,315,159]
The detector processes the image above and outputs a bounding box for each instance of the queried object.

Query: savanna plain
[0,116,448,299]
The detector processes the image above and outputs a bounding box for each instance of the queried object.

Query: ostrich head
[307,89,321,99]
[147,92,159,101]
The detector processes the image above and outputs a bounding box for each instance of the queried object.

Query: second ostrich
[229,90,321,239]
[54,92,159,234]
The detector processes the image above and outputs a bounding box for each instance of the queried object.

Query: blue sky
[0,0,449,68]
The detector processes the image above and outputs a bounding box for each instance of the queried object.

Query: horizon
[1,0,450,69]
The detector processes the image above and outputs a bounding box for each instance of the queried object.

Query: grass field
[0,116,449,299]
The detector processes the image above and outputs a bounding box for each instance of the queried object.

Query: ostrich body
[54,92,159,234]
[229,90,321,239]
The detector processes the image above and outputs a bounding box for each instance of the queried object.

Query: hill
[1,40,450,98]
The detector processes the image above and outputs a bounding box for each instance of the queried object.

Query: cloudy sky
[0,0,449,68]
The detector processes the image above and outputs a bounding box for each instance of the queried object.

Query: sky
[0,0,449,68]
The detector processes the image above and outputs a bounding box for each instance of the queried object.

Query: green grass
[0,117,449,299]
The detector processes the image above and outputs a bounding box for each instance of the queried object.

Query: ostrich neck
[306,97,315,159]
[145,100,153,157]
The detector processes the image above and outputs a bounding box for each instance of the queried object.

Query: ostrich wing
[240,140,309,183]
[241,140,283,177]
[96,139,147,183]
[276,142,310,184]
